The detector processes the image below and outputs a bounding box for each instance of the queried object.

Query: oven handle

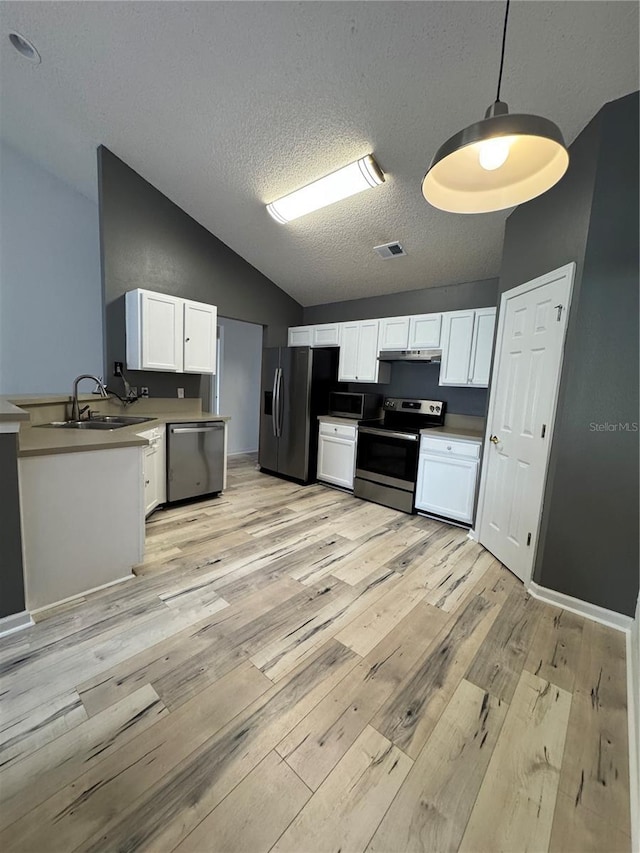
[358,427,419,441]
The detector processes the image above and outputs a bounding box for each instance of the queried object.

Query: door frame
[474,262,576,586]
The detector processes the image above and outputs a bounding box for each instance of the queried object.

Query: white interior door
[477,264,575,583]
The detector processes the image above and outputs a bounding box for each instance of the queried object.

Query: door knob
[489,434,500,444]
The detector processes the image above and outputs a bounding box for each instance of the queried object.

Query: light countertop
[421,426,484,443]
[0,400,31,423]
[15,406,230,458]
[317,415,360,427]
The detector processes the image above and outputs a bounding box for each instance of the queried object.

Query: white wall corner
[0,610,34,638]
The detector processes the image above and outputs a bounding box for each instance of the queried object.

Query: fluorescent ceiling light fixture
[267,155,385,224]
[421,1,568,214]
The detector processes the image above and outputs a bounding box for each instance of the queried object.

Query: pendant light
[422,0,569,214]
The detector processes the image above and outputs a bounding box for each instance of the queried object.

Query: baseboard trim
[0,610,34,638]
[527,581,633,633]
[467,528,479,542]
[29,574,133,619]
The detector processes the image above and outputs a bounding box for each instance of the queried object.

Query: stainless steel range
[355,397,445,513]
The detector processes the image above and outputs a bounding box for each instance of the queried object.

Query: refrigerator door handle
[272,369,279,438]
[277,367,284,438]
[275,368,283,437]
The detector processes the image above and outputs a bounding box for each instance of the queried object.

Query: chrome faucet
[71,374,108,421]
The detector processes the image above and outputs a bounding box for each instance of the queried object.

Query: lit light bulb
[478,137,512,171]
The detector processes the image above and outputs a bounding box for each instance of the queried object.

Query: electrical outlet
[177,388,185,399]
[114,361,123,377]
[140,387,149,398]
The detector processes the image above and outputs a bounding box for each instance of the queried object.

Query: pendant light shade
[422,101,569,213]
[422,1,569,214]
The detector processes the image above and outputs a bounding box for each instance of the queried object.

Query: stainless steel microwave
[328,391,383,420]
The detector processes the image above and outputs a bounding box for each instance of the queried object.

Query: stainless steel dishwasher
[166,422,225,503]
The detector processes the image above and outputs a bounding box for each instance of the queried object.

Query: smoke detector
[374,241,406,259]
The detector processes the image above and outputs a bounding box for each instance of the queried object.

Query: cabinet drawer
[319,422,357,440]
[420,436,480,459]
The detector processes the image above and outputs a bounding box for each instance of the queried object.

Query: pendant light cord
[496,0,511,102]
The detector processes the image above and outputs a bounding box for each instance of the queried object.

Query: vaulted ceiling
[1,1,637,305]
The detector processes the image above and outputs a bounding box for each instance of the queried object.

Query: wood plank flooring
[0,454,631,852]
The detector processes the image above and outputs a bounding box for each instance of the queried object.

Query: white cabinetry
[415,435,480,524]
[317,421,357,490]
[139,425,166,517]
[288,324,341,347]
[312,324,341,347]
[288,326,313,347]
[126,289,217,374]
[338,320,389,383]
[183,300,217,373]
[379,317,410,350]
[468,308,496,386]
[376,313,442,351]
[439,308,496,387]
[408,313,442,349]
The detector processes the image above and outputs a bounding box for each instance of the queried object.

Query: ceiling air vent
[374,242,406,259]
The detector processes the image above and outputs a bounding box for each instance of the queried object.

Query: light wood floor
[0,455,630,852]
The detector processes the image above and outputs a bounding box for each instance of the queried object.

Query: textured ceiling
[0,1,638,306]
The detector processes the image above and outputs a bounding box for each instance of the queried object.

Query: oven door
[356,428,420,492]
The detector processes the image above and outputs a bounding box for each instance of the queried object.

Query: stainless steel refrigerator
[259,346,339,483]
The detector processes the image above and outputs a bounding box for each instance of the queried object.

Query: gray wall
[304,277,498,417]
[0,433,26,619]
[343,362,488,417]
[218,316,263,454]
[99,147,303,398]
[303,277,498,324]
[500,91,639,616]
[0,141,103,394]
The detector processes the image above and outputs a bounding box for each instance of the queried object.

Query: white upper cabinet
[183,300,217,374]
[469,307,496,386]
[288,326,313,347]
[379,316,410,351]
[338,319,389,383]
[439,308,496,387]
[408,313,442,349]
[338,322,361,381]
[312,323,341,347]
[126,289,217,374]
[288,324,340,347]
[127,290,183,372]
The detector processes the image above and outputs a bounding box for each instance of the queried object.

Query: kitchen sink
[87,415,156,425]
[37,415,156,430]
[38,421,123,430]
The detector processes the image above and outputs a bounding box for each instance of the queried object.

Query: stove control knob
[429,405,434,412]
[435,406,440,412]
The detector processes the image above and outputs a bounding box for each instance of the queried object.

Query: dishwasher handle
[170,425,223,434]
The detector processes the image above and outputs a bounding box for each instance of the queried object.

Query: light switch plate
[177,388,185,399]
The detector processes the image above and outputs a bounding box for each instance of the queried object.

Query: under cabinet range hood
[379,349,442,363]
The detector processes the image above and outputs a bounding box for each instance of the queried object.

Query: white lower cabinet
[317,421,357,489]
[415,436,480,524]
[139,425,166,516]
